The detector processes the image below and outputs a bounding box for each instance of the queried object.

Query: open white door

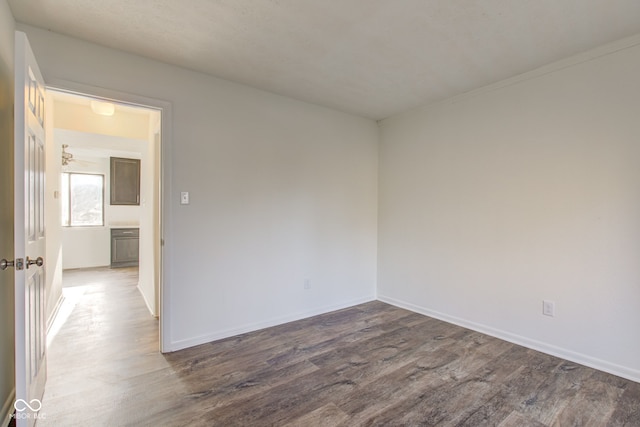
[13,31,47,427]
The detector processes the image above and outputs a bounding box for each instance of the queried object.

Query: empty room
[1,1,639,426]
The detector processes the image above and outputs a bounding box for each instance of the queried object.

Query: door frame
[46,79,173,352]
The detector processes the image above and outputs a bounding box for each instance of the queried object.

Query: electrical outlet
[304,279,310,290]
[542,300,555,317]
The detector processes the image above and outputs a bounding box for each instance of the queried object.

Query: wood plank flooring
[38,268,640,426]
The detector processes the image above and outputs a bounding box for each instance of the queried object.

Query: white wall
[44,94,64,331]
[19,24,379,350]
[138,113,161,316]
[0,1,15,423]
[378,36,640,382]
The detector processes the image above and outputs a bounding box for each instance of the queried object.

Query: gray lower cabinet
[111,228,139,268]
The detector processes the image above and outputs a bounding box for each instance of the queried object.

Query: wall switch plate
[180,191,189,205]
[543,300,555,317]
[304,279,310,290]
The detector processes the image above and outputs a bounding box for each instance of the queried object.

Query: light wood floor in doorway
[40,268,640,426]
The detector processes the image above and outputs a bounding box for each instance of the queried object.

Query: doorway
[44,88,164,350]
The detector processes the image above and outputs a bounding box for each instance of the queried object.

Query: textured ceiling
[8,0,640,119]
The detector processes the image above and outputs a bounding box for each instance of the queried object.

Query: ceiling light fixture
[90,100,115,116]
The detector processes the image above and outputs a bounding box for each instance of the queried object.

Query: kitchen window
[61,172,105,226]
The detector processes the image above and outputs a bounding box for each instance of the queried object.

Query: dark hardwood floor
[39,268,640,426]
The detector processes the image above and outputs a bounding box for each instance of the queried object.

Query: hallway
[39,267,177,426]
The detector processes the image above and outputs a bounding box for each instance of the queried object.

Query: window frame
[61,171,105,227]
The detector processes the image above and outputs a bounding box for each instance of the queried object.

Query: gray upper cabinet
[110,157,141,205]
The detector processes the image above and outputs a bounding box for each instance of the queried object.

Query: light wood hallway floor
[39,268,640,426]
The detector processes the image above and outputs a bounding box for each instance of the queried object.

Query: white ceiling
[9,0,640,119]
[51,90,153,118]
[51,91,155,160]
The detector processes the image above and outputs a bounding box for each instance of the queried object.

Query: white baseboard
[1,388,15,427]
[46,293,65,335]
[377,294,640,384]
[167,295,376,352]
[137,284,157,317]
